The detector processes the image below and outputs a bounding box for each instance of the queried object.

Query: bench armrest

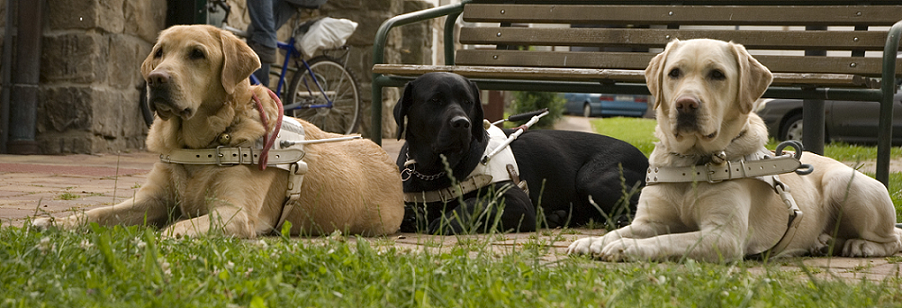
[372,2,465,70]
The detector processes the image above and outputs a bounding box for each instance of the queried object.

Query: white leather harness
[403,121,525,203]
[648,145,810,258]
[158,112,361,233]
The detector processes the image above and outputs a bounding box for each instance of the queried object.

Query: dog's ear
[645,39,679,111]
[141,45,157,80]
[394,81,414,140]
[141,46,156,114]
[730,42,773,114]
[468,79,485,143]
[219,29,261,95]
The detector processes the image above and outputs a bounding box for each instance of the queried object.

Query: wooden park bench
[371,0,902,186]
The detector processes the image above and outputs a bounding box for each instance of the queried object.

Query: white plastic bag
[298,17,358,58]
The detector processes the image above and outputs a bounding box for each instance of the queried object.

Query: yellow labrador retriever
[32,25,403,238]
[569,39,902,262]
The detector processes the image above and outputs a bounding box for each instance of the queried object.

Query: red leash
[251,88,284,170]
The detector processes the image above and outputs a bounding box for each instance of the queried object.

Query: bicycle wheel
[284,56,361,135]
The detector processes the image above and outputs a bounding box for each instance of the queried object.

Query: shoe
[248,41,276,64]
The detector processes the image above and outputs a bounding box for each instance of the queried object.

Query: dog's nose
[450,116,471,130]
[675,96,700,114]
[147,70,171,87]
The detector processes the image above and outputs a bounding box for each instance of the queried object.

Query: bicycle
[141,0,362,135]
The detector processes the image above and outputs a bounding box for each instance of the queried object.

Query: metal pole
[0,0,16,153]
[7,0,42,154]
[801,26,826,156]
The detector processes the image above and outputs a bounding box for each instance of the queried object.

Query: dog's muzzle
[146,70,192,119]
[674,96,700,132]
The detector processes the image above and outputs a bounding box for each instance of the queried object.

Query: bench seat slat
[463,4,902,26]
[455,50,902,77]
[461,28,894,51]
[372,64,875,88]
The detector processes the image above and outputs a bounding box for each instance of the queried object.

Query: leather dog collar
[647,149,802,185]
[160,147,305,167]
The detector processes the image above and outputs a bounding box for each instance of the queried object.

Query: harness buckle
[215,146,225,166]
[704,163,722,184]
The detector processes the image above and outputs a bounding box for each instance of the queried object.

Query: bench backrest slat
[456,50,902,77]
[461,28,893,51]
[457,3,902,78]
[463,5,902,26]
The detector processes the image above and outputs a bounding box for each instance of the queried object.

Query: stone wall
[37,0,165,154]
[0,0,434,154]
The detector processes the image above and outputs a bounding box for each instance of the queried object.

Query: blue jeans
[247,0,296,86]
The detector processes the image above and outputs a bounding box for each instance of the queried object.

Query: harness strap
[647,147,809,258]
[745,175,804,260]
[160,147,304,167]
[403,123,521,203]
[646,153,801,185]
[404,174,493,203]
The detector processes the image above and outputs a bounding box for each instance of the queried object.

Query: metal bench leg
[372,83,383,146]
[876,21,902,187]
[802,98,825,156]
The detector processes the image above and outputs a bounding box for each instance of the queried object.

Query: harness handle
[775,140,814,175]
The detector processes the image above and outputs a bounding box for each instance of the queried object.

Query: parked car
[755,89,902,145]
[562,93,648,118]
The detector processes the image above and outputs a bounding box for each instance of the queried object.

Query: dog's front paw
[568,235,616,257]
[599,239,658,262]
[841,238,897,257]
[810,233,834,256]
[31,217,54,230]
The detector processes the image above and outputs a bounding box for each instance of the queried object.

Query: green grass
[5,116,902,306]
[57,192,79,201]
[3,224,902,307]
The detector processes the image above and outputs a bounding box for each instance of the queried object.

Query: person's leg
[247,0,277,86]
[273,0,297,31]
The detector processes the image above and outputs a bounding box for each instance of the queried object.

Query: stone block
[37,131,94,154]
[124,0,166,43]
[37,86,147,154]
[90,88,146,140]
[41,32,106,84]
[108,34,144,90]
[46,0,125,33]
[38,86,94,134]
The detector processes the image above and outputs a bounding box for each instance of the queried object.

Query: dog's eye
[667,68,681,78]
[153,48,163,59]
[189,48,205,60]
[709,69,726,80]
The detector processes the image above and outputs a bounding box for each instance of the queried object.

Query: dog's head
[141,25,260,121]
[393,72,485,168]
[645,39,773,154]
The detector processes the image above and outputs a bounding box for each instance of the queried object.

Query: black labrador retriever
[394,72,649,234]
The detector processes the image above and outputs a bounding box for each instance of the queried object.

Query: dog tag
[218,133,232,145]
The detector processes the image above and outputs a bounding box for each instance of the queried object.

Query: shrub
[509,91,565,129]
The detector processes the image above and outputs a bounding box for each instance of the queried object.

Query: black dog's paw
[543,210,569,228]
[399,204,429,233]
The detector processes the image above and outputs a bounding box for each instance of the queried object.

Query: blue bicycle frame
[250,36,334,110]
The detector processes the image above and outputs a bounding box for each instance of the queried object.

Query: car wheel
[781,114,804,141]
[582,103,592,117]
